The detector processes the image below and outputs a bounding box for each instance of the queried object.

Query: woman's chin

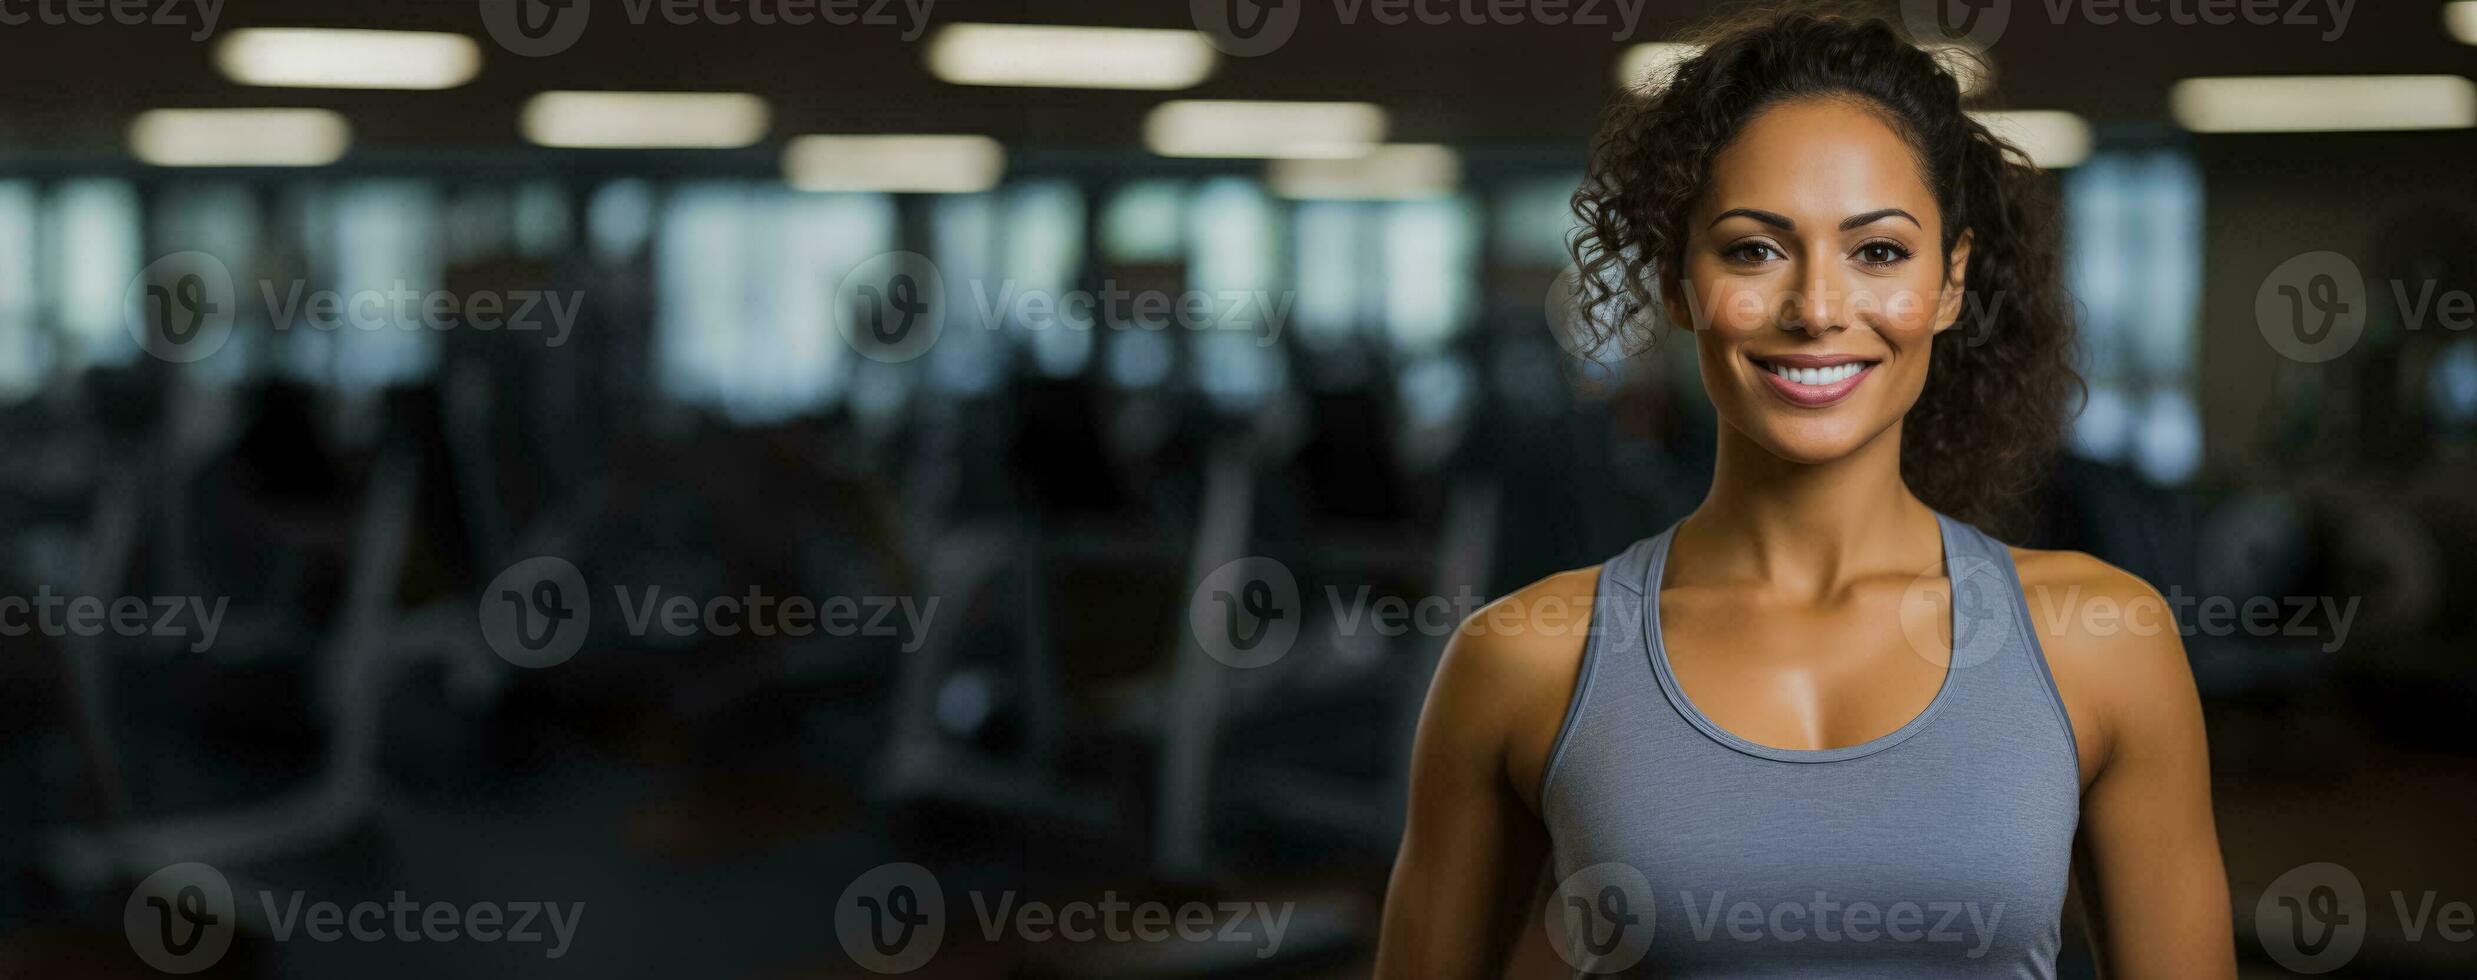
[1745,419,1883,466]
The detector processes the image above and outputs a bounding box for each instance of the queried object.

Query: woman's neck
[1673,419,1942,597]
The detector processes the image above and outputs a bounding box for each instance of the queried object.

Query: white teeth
[1766,361,1865,386]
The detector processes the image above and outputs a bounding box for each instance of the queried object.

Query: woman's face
[1666,96,1971,465]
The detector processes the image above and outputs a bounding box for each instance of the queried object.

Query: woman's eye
[1855,241,1913,266]
[1725,242,1782,263]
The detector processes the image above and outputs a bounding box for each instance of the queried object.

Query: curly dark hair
[1568,2,2081,534]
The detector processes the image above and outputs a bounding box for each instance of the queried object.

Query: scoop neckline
[1641,511,1963,764]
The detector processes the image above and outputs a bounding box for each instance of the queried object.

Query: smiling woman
[1376,4,2235,979]
[1570,21,2079,532]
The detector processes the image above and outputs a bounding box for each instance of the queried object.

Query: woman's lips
[1753,357,1877,407]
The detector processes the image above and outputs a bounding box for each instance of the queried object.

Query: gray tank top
[1540,512,2081,978]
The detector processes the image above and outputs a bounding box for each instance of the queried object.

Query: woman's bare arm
[2025,552,2237,979]
[1375,570,1596,979]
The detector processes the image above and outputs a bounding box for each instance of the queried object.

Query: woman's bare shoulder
[1425,566,1607,809]
[2006,545,2203,776]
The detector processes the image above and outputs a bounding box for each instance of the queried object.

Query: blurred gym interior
[0,1,2474,977]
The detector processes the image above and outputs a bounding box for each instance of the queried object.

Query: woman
[1376,8,2234,978]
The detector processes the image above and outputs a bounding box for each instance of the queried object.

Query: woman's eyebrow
[1708,207,1920,231]
[1709,207,1795,230]
[1839,208,1919,230]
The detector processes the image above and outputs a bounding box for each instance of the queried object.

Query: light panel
[215,28,481,90]
[2171,75,2477,133]
[1970,110,2093,169]
[129,108,351,167]
[784,135,1007,193]
[1269,145,1460,199]
[927,24,1217,90]
[1144,100,1387,159]
[521,91,771,149]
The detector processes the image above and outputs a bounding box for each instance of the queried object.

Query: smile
[1751,354,1879,407]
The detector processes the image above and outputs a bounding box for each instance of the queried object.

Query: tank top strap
[1934,511,2037,682]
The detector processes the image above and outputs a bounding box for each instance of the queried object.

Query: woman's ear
[1660,270,1695,331]
[1932,231,1974,334]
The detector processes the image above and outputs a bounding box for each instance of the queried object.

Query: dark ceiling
[0,0,2471,154]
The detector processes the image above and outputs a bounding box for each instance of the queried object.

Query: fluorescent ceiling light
[1620,40,1988,96]
[1269,144,1460,199]
[1615,42,1698,90]
[927,24,1217,90]
[521,91,771,149]
[2170,75,2477,133]
[1144,100,1386,159]
[1969,110,2092,169]
[129,108,351,167]
[2449,2,2477,46]
[784,135,1006,193]
[215,28,481,90]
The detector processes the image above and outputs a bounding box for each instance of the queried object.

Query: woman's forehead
[1698,97,1939,224]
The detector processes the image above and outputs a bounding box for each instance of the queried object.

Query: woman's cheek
[1700,279,1773,334]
